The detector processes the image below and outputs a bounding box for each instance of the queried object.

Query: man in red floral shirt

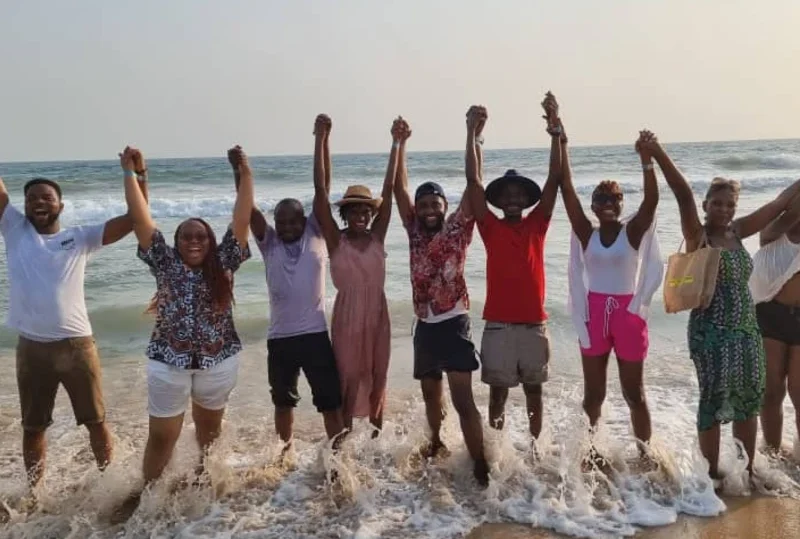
[394,124,489,487]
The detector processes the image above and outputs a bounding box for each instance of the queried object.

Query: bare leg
[421,377,446,453]
[192,403,225,473]
[581,353,610,428]
[617,359,652,447]
[143,414,184,485]
[733,416,758,475]
[488,387,509,430]
[761,338,788,452]
[275,406,294,445]
[22,430,46,488]
[447,371,488,487]
[698,423,722,479]
[85,422,113,470]
[523,383,543,439]
[787,346,800,452]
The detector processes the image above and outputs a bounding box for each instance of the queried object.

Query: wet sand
[467,496,800,539]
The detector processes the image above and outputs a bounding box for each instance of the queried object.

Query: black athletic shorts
[267,331,342,412]
[756,300,800,346]
[413,314,480,380]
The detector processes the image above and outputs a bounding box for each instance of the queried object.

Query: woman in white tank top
[560,125,662,470]
[750,193,800,457]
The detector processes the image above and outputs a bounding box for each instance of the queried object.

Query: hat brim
[485,176,542,209]
[334,197,383,208]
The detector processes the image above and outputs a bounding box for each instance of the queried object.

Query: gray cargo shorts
[480,322,550,387]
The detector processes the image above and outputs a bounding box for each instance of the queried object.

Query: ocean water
[1,139,800,538]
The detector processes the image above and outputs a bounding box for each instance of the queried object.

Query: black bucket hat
[485,169,541,209]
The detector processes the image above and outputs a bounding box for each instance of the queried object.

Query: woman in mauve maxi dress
[311,113,409,432]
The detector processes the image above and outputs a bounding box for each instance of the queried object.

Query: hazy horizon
[2,0,798,162]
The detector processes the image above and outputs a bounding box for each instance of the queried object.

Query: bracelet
[548,126,563,136]
[642,163,654,171]
[123,170,136,179]
[392,141,401,149]
[475,135,485,146]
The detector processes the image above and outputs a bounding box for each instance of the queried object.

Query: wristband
[392,141,401,149]
[642,163,654,171]
[475,135,484,146]
[123,170,136,179]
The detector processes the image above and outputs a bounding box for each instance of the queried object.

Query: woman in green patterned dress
[642,135,800,482]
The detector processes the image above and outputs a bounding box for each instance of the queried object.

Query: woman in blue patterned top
[115,145,253,519]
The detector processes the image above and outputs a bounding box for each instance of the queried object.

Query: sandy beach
[468,496,800,538]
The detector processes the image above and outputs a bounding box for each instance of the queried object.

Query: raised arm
[465,105,489,221]
[760,190,800,246]
[557,119,593,248]
[532,92,562,220]
[229,145,267,242]
[393,124,414,228]
[231,148,254,248]
[0,177,9,222]
[625,130,660,249]
[649,140,703,249]
[121,147,156,249]
[734,178,800,240]
[312,114,340,251]
[102,150,151,246]
[372,117,406,241]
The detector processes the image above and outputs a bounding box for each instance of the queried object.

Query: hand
[391,116,412,142]
[119,146,136,172]
[541,91,559,121]
[313,114,332,138]
[227,145,243,170]
[236,147,251,176]
[466,105,488,135]
[131,149,147,176]
[635,130,660,160]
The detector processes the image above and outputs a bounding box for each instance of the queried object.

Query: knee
[451,393,478,418]
[22,429,45,446]
[583,388,606,410]
[489,388,509,407]
[763,386,787,408]
[421,382,441,404]
[147,429,179,452]
[622,385,646,407]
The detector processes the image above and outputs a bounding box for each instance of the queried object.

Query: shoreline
[467,496,800,539]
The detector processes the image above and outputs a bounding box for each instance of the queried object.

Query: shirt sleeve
[255,224,277,260]
[75,223,106,254]
[217,227,252,272]
[525,207,551,234]
[446,206,475,248]
[137,229,174,271]
[0,204,26,239]
[476,210,498,242]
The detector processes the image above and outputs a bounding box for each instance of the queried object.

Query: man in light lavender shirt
[228,147,345,455]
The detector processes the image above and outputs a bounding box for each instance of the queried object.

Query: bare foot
[473,458,490,488]
[110,493,141,525]
[420,439,448,460]
[581,446,613,475]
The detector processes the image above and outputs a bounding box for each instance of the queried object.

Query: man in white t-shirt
[0,171,140,489]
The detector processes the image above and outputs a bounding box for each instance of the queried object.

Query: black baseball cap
[24,178,63,199]
[414,181,446,202]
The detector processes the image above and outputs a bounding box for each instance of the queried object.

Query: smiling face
[176,219,212,268]
[341,202,375,234]
[702,184,738,228]
[590,181,623,224]
[274,199,306,243]
[415,194,447,232]
[496,182,530,219]
[24,183,63,232]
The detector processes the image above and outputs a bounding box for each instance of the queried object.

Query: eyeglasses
[179,232,209,243]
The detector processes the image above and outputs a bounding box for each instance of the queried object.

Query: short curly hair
[705,177,740,201]
[592,180,623,200]
[338,203,377,225]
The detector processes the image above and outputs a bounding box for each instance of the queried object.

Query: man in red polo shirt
[466,94,562,447]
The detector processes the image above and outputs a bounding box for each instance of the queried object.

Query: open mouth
[33,209,49,218]
[506,205,521,213]
[424,216,439,227]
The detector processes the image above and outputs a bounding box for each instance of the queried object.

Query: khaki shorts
[16,336,106,432]
[480,322,550,387]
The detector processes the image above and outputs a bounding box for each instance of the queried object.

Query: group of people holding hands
[2,92,800,519]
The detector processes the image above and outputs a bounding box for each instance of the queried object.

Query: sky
[1,0,798,162]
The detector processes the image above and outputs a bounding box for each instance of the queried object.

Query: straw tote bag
[663,234,722,313]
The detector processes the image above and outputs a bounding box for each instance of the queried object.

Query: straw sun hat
[334,185,383,208]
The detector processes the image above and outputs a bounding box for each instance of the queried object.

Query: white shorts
[147,355,239,418]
